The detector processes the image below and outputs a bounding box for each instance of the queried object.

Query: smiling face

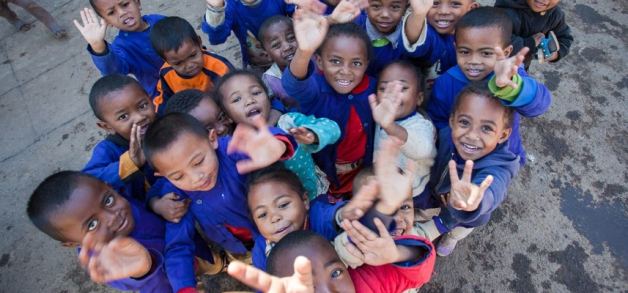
[219,74,271,126]
[162,39,205,77]
[377,63,423,119]
[392,197,414,237]
[316,36,369,94]
[366,0,408,35]
[96,83,156,141]
[525,0,561,12]
[455,26,512,82]
[92,0,147,32]
[426,0,478,35]
[248,181,309,243]
[188,98,234,137]
[152,131,220,192]
[260,21,297,71]
[50,177,135,246]
[449,93,511,161]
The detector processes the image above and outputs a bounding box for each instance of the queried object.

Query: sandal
[49,24,67,39]
[11,18,31,32]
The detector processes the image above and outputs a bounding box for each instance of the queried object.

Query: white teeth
[437,21,451,26]
[464,143,479,150]
[337,80,351,86]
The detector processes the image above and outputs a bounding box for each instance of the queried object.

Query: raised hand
[493,46,530,88]
[340,179,379,221]
[227,116,288,174]
[79,233,152,283]
[369,81,403,129]
[151,193,190,223]
[341,218,399,266]
[373,138,415,215]
[447,160,492,211]
[292,9,329,54]
[286,0,327,15]
[73,8,108,53]
[409,0,433,18]
[328,0,367,24]
[129,123,146,168]
[288,127,318,145]
[228,257,314,293]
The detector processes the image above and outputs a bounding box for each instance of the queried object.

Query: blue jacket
[400,22,457,75]
[282,62,377,187]
[252,195,347,271]
[429,127,520,230]
[82,134,157,203]
[160,130,297,292]
[202,0,295,68]
[354,14,406,77]
[88,14,165,98]
[426,65,552,165]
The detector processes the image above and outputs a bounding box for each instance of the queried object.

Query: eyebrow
[324,258,343,268]
[166,153,202,177]
[253,194,291,213]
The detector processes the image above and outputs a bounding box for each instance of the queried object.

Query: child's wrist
[89,40,107,54]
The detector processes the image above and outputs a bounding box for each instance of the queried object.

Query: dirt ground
[0,0,626,292]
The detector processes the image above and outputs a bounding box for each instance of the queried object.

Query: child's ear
[468,1,480,10]
[60,241,80,248]
[96,121,117,135]
[302,193,310,211]
[417,91,425,106]
[315,54,323,71]
[208,129,219,149]
[449,114,455,129]
[498,127,512,144]
[503,45,514,57]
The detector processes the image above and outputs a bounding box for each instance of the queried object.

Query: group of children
[25,0,573,292]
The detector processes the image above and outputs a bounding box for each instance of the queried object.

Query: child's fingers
[478,175,493,194]
[368,93,378,110]
[461,160,474,182]
[447,160,460,183]
[88,8,99,24]
[343,240,364,261]
[342,219,366,243]
[494,46,506,61]
[236,159,259,174]
[162,192,179,201]
[293,256,314,289]
[227,261,275,291]
[372,217,390,238]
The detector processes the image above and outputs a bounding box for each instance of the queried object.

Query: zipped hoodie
[429,127,520,230]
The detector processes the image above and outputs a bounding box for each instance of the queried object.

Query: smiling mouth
[275,225,292,235]
[247,108,261,118]
[378,22,393,28]
[434,20,453,28]
[391,228,405,237]
[139,123,150,135]
[285,53,295,61]
[187,67,201,76]
[462,143,481,153]
[116,215,129,233]
[336,79,352,87]
[197,177,212,190]
[466,68,483,77]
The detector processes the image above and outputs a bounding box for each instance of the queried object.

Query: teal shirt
[278,113,341,199]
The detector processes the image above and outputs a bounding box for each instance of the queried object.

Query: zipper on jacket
[434,152,455,192]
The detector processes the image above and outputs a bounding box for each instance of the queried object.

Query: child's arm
[154,75,175,116]
[280,112,341,153]
[290,9,328,80]
[228,257,315,293]
[425,76,454,130]
[401,0,433,50]
[164,211,200,292]
[148,193,191,223]
[327,0,367,25]
[82,142,142,190]
[369,81,408,142]
[201,0,234,45]
[445,160,493,212]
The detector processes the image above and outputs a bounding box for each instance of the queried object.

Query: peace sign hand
[493,46,529,89]
[447,160,492,211]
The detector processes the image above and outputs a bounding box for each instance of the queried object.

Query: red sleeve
[274,135,296,160]
[177,287,198,293]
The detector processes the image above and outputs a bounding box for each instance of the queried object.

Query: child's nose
[270,213,282,223]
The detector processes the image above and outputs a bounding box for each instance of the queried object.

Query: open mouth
[462,143,481,153]
[187,67,201,76]
[336,79,352,87]
[274,224,293,236]
[466,68,483,77]
[123,17,136,27]
[434,20,453,28]
[391,228,405,237]
[139,123,150,135]
[246,108,262,118]
[285,53,295,61]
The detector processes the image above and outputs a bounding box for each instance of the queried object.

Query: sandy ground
[0,0,626,292]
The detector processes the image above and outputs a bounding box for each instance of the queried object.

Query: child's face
[525,0,561,12]
[152,131,220,192]
[188,98,234,137]
[93,0,145,32]
[449,93,511,161]
[220,75,271,126]
[366,0,408,35]
[316,36,369,94]
[96,83,157,141]
[392,197,414,237]
[377,64,422,119]
[162,39,205,77]
[50,178,135,246]
[426,0,478,35]
[248,181,309,243]
[455,26,512,82]
[274,237,356,293]
[261,21,297,71]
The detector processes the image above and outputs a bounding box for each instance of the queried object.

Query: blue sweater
[354,14,406,77]
[252,195,346,271]
[160,130,297,292]
[282,62,377,187]
[400,21,457,75]
[202,0,295,68]
[429,127,520,230]
[88,14,165,98]
[426,65,552,165]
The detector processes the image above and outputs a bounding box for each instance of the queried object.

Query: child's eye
[278,201,290,209]
[195,157,205,166]
[252,91,261,96]
[218,112,227,122]
[330,59,340,65]
[173,174,183,181]
[271,42,280,49]
[139,103,148,110]
[391,5,401,9]
[482,51,494,57]
[287,36,296,43]
[458,119,469,126]
[451,1,462,7]
[481,125,494,131]
[106,10,114,15]
[330,269,343,279]
[378,86,386,92]
[205,125,214,132]
[257,212,267,219]
[432,1,440,6]
[87,219,99,231]
[173,62,181,66]
[352,61,363,66]
[400,204,411,210]
[371,4,381,9]
[401,86,409,92]
[105,195,115,207]
[458,50,469,55]
[232,97,241,103]
[118,114,129,120]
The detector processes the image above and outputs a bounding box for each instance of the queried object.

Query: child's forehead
[456,26,506,47]
[322,36,369,57]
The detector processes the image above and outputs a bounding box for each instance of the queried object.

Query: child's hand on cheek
[293,9,328,54]
[447,160,493,212]
[73,8,108,54]
[369,81,403,130]
[328,0,367,24]
[129,123,146,168]
[493,46,529,89]
[341,218,398,266]
[228,116,287,174]
[288,127,318,145]
[228,257,314,293]
[152,193,190,223]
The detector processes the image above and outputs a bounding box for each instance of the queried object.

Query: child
[495,0,573,69]
[401,0,478,96]
[142,113,297,292]
[164,89,234,138]
[81,74,157,202]
[26,171,221,293]
[369,61,436,198]
[1,0,66,37]
[426,6,552,166]
[150,16,234,115]
[283,11,378,199]
[426,81,520,256]
[214,69,340,198]
[73,0,165,98]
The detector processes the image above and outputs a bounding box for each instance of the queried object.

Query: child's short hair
[353,164,374,192]
[455,7,512,48]
[257,15,294,48]
[267,230,329,274]
[381,60,425,92]
[246,162,307,199]
[143,113,209,170]
[213,69,269,110]
[164,89,212,115]
[27,171,98,242]
[316,22,373,61]
[89,74,146,120]
[149,16,201,60]
[451,81,515,128]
